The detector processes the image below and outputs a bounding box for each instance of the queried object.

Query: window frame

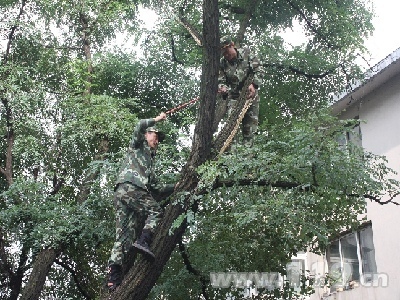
[326,222,376,291]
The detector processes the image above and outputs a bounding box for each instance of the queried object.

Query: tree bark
[236,0,260,45]
[0,97,14,187]
[19,248,61,300]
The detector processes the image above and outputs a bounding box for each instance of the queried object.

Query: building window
[286,257,306,289]
[338,117,362,148]
[326,223,376,291]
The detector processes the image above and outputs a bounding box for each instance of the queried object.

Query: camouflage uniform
[108,118,174,266]
[219,46,263,147]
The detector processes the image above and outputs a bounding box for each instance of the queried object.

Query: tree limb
[178,7,203,46]
[284,0,339,50]
[358,193,400,206]
[236,0,260,45]
[1,97,15,187]
[178,241,209,300]
[1,0,28,187]
[213,178,300,190]
[170,34,185,65]
[265,63,336,79]
[20,248,61,300]
[0,230,13,285]
[50,174,65,195]
[2,0,27,64]
[55,259,91,300]
[79,11,93,95]
[214,177,400,206]
[8,245,29,300]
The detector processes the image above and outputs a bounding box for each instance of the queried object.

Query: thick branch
[0,230,13,285]
[0,1,27,187]
[359,193,400,206]
[20,248,61,300]
[3,0,27,64]
[213,178,300,190]
[1,98,15,187]
[265,63,336,79]
[50,173,65,195]
[8,245,29,300]
[79,11,93,95]
[236,0,260,45]
[214,177,400,206]
[178,7,203,46]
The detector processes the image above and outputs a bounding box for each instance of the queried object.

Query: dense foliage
[1,0,398,299]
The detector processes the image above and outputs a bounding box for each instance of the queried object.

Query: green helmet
[146,127,166,142]
[220,36,233,49]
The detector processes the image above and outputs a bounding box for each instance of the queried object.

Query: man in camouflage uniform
[107,112,175,291]
[218,37,263,147]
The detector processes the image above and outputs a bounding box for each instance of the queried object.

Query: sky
[279,0,400,68]
[365,0,400,65]
[139,0,400,68]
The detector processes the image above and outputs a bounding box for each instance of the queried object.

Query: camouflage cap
[220,36,233,49]
[146,127,166,142]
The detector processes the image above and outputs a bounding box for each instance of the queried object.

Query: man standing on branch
[218,36,264,147]
[106,112,176,292]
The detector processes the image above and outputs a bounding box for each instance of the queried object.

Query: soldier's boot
[106,264,122,292]
[133,229,155,262]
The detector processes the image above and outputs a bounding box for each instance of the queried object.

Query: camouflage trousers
[227,92,260,147]
[108,183,162,266]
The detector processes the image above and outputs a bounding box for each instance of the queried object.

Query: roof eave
[331,47,400,115]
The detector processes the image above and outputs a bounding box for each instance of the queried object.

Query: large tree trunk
[103,0,220,299]
[20,248,61,300]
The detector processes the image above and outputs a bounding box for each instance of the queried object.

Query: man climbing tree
[107,112,176,292]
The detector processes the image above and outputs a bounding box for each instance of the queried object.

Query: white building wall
[309,72,400,300]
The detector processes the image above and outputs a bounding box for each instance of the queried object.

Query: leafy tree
[1,0,398,299]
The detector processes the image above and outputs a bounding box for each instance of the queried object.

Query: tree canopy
[1,0,398,299]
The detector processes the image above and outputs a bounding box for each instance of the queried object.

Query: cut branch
[178,7,203,46]
[213,74,254,152]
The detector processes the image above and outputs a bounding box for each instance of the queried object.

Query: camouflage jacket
[218,47,263,97]
[115,118,174,195]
